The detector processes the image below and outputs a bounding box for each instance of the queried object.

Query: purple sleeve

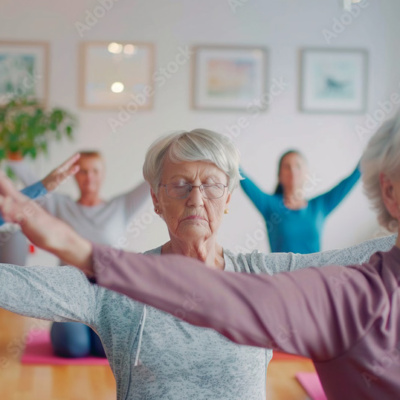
[91,243,382,361]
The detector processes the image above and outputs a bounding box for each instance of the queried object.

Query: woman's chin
[177,224,210,240]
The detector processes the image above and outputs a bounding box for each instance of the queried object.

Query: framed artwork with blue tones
[192,45,268,111]
[0,41,49,106]
[299,48,368,113]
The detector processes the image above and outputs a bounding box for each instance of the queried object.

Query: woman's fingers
[0,196,10,221]
[0,195,25,224]
[67,164,80,178]
[53,163,80,186]
[57,152,81,173]
[0,171,28,202]
[42,153,81,191]
[54,163,80,186]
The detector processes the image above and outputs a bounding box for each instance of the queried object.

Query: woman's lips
[182,215,207,221]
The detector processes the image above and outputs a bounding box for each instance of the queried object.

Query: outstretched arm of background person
[0,154,80,226]
[315,163,361,216]
[239,167,275,217]
[117,180,150,218]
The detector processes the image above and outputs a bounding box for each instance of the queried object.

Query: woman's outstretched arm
[249,233,396,275]
[239,168,275,217]
[116,181,150,219]
[0,263,98,326]
[314,164,361,216]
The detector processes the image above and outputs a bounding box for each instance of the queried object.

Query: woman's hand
[41,153,81,192]
[0,172,94,276]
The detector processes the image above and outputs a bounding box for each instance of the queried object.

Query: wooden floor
[0,308,315,399]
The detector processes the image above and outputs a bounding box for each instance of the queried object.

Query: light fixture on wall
[343,0,362,11]
[111,81,124,93]
[108,42,123,54]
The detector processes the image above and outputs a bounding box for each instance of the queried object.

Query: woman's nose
[186,186,204,206]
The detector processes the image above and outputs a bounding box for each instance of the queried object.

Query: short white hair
[361,115,400,232]
[143,129,241,194]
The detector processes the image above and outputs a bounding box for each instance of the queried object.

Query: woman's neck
[77,193,103,207]
[283,188,307,209]
[162,238,225,270]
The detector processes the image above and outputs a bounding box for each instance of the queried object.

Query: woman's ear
[380,173,400,220]
[225,192,232,207]
[150,188,160,213]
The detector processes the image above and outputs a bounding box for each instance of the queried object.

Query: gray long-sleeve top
[93,239,400,400]
[1,235,396,399]
[8,160,149,247]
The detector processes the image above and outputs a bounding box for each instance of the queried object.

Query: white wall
[1,0,399,263]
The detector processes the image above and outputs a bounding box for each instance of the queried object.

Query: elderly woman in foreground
[0,129,397,400]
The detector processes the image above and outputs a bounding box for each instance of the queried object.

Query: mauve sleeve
[91,243,383,360]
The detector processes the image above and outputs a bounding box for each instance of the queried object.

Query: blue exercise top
[240,166,361,254]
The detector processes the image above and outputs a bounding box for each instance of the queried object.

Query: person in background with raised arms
[8,151,150,359]
[8,151,149,249]
[240,150,360,253]
[0,129,396,400]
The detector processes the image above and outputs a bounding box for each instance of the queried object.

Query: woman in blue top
[240,150,360,254]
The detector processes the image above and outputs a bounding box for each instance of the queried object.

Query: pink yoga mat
[21,329,109,366]
[296,372,327,400]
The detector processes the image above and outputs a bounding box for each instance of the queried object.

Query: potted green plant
[0,97,77,264]
[0,96,76,166]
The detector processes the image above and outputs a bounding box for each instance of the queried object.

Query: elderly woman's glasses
[159,183,228,199]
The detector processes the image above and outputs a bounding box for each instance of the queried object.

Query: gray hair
[143,129,241,194]
[361,115,400,232]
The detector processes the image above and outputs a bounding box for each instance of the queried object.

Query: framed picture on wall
[299,48,368,113]
[79,41,155,110]
[0,41,49,106]
[192,45,268,111]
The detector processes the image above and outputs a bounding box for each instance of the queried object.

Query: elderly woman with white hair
[0,129,397,400]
